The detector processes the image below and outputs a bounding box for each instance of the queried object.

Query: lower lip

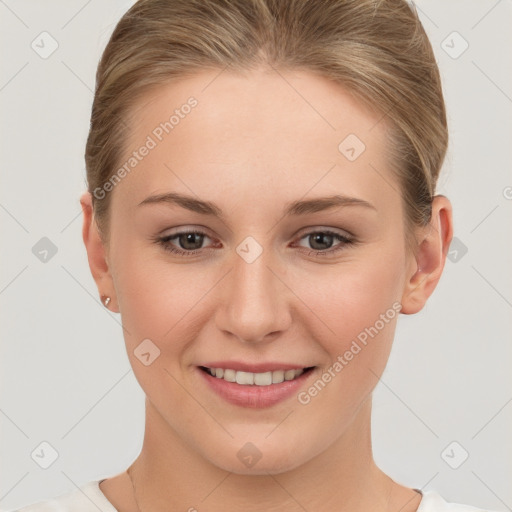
[197,367,315,408]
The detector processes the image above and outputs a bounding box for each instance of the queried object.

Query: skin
[80,66,453,512]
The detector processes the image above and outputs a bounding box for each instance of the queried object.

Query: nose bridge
[218,241,290,343]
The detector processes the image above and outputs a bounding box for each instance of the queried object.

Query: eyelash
[153,228,356,258]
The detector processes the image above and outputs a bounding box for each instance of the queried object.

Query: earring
[101,295,111,308]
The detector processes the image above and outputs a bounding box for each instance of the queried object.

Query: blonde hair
[85,0,447,251]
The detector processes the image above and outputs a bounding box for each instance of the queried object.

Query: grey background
[1,1,511,510]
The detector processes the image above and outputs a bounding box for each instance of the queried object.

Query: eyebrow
[138,192,376,219]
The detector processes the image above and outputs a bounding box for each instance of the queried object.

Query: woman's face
[102,67,420,474]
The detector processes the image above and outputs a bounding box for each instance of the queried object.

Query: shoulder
[418,489,499,512]
[1,480,117,512]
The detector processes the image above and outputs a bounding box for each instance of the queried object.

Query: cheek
[114,256,203,344]
[294,245,406,394]
[300,246,405,343]
[112,255,212,401]
[111,239,229,380]
[290,266,404,431]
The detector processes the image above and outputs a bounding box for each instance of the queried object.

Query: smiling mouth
[198,366,316,386]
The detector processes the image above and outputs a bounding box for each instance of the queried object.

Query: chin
[215,452,307,476]
[200,432,317,476]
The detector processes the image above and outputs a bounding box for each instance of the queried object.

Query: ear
[400,195,454,315]
[80,191,119,313]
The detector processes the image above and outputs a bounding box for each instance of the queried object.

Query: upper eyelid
[295,226,353,239]
[160,226,352,239]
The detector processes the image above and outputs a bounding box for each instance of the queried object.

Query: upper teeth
[206,367,305,386]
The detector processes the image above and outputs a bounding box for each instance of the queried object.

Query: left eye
[295,230,353,253]
[154,229,354,257]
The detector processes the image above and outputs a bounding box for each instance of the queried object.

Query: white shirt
[3,480,498,512]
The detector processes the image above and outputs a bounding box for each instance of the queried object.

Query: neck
[128,395,398,512]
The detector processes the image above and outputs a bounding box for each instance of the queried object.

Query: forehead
[114,67,397,216]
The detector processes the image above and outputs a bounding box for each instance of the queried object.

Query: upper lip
[200,361,315,373]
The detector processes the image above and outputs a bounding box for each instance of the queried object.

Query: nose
[215,247,292,344]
